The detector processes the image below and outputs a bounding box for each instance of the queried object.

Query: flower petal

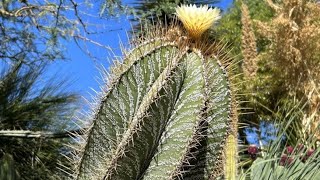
[175,4,220,39]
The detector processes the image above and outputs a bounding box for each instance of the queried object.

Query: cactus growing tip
[175,4,220,39]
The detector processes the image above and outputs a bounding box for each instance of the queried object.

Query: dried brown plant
[241,2,258,79]
[255,0,320,141]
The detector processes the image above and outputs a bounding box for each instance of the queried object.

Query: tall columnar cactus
[73,5,238,180]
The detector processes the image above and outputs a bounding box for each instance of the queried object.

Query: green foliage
[74,26,235,179]
[0,0,84,178]
[0,154,20,180]
[100,0,127,17]
[236,98,320,179]
[250,157,320,180]
[0,0,81,64]
[215,0,273,60]
[0,62,78,179]
[0,62,77,130]
[244,117,320,180]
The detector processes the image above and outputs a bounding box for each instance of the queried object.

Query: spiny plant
[71,4,239,179]
[241,103,320,180]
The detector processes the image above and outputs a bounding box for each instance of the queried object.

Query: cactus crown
[71,5,238,180]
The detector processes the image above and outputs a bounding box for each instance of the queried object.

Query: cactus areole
[74,4,236,180]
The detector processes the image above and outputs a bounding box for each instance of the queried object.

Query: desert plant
[242,106,320,180]
[72,5,238,180]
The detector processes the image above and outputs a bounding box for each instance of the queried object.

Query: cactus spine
[74,5,238,180]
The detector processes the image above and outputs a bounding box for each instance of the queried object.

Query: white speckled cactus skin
[74,6,238,179]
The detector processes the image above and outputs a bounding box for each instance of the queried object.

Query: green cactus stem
[73,5,238,179]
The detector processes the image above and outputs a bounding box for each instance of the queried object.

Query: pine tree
[0,0,83,178]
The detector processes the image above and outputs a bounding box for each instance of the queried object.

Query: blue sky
[47,0,234,107]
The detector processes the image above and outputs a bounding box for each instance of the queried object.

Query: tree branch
[73,34,113,51]
[0,128,87,138]
[0,5,55,18]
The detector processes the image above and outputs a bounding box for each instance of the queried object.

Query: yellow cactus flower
[175,4,221,39]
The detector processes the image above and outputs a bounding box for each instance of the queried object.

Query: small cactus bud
[248,145,258,155]
[279,154,293,166]
[286,146,294,154]
[301,149,315,162]
[250,153,257,160]
[306,149,314,157]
